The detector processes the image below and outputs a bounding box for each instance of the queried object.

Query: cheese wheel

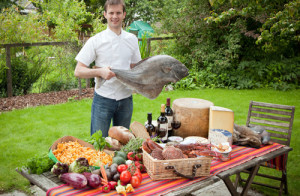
[172,98,214,138]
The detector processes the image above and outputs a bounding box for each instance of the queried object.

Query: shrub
[160,0,299,90]
[0,56,46,97]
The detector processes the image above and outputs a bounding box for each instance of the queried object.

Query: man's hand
[98,67,116,80]
[75,62,116,80]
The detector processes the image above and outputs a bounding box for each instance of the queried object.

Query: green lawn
[0,88,299,195]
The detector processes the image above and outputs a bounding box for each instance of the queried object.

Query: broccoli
[68,157,89,173]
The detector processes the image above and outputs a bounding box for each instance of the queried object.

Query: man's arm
[74,61,115,80]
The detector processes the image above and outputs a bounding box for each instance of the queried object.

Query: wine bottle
[145,113,156,137]
[157,104,168,143]
[165,98,174,137]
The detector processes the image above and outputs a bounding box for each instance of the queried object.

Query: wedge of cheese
[208,106,234,144]
[209,106,234,133]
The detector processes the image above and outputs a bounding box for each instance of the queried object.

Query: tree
[0,6,48,96]
[32,0,98,42]
[124,0,164,27]
[0,0,17,12]
[160,0,299,90]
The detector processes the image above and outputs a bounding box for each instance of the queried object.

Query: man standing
[74,0,141,137]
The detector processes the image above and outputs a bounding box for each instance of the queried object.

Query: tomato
[134,161,146,173]
[134,153,143,161]
[130,175,141,188]
[117,164,128,173]
[134,161,142,167]
[120,170,132,184]
[127,152,135,160]
[134,168,143,182]
[137,164,146,172]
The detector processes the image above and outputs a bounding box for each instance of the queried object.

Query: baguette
[108,126,135,145]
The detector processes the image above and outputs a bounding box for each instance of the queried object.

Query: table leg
[222,164,260,196]
[223,176,239,196]
[241,165,260,196]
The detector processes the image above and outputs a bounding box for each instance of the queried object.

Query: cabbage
[68,157,89,173]
[51,162,69,176]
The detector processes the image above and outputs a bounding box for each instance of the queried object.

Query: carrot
[100,177,108,185]
[100,164,108,184]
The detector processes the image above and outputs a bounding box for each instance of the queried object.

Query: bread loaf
[105,137,122,151]
[108,126,135,145]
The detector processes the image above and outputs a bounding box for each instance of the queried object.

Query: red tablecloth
[47,143,284,196]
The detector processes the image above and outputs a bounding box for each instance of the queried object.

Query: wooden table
[16,145,292,196]
[216,146,292,196]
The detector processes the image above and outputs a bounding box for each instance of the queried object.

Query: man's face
[104,4,126,31]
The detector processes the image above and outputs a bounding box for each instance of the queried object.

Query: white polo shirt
[75,27,141,100]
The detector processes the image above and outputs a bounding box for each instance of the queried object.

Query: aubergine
[59,173,87,189]
[83,172,101,188]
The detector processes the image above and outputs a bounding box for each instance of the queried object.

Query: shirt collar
[106,27,124,38]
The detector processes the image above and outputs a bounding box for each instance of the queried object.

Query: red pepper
[102,184,111,193]
[108,181,118,190]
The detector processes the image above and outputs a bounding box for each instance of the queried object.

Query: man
[74,0,141,137]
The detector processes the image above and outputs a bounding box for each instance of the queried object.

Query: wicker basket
[143,149,212,181]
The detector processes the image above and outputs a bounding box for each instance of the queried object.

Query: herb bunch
[21,153,55,174]
[121,138,144,154]
[87,130,111,151]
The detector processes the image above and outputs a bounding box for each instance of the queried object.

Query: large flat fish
[95,55,189,99]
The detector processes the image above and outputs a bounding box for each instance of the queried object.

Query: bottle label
[158,123,168,141]
[162,130,168,141]
[166,116,173,130]
[159,123,168,130]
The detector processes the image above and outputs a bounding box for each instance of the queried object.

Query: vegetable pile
[22,126,152,195]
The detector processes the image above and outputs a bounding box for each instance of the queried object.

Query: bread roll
[108,126,135,145]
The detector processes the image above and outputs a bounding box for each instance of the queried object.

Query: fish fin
[95,77,106,89]
[162,65,172,73]
[133,57,152,68]
[138,86,164,100]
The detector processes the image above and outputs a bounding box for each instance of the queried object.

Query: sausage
[147,139,163,150]
[142,140,152,154]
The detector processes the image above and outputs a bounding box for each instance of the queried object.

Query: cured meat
[96,55,189,99]
[146,139,163,151]
[151,148,164,160]
[162,146,184,160]
[142,140,152,154]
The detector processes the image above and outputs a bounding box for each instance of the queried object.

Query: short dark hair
[104,0,126,12]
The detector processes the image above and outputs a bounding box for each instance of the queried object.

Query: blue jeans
[90,93,133,137]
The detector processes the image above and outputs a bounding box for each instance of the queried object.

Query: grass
[0,88,299,195]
